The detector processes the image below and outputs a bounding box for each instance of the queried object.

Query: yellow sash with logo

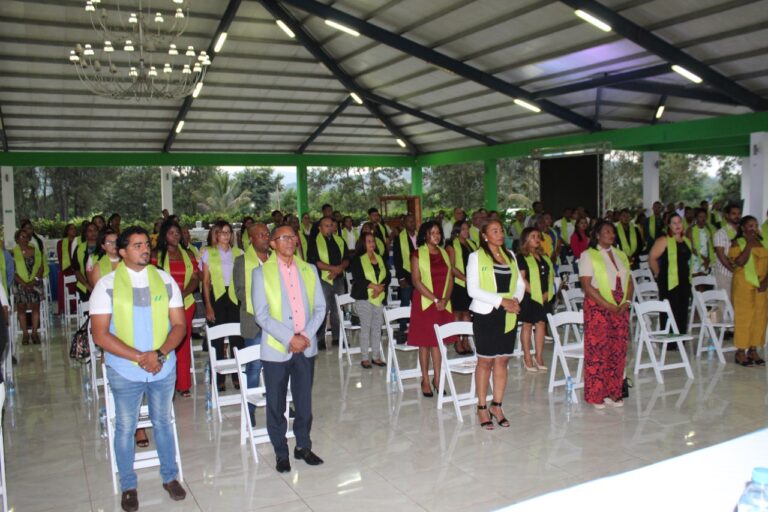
[418,245,452,313]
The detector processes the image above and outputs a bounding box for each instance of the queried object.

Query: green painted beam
[483,159,497,211]
[415,111,768,166]
[0,151,416,168]
[410,166,423,196]
[296,164,309,218]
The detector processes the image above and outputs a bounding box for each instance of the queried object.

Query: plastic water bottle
[389,365,398,393]
[737,467,768,511]
[83,376,93,403]
[566,376,575,403]
[204,361,210,385]
[707,343,716,361]
[98,406,107,439]
[205,390,213,422]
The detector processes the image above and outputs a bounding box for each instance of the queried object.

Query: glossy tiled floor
[4,319,768,512]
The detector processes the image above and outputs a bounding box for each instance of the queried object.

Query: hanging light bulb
[192,62,202,73]
[129,67,138,77]
[69,50,80,62]
[175,8,184,19]
[85,1,95,12]
[182,64,191,74]
[154,12,164,23]
[148,66,158,77]
[168,44,178,55]
[83,44,94,56]
[163,63,172,73]
[128,12,138,23]
[104,41,114,52]
[185,46,195,57]
[124,40,134,52]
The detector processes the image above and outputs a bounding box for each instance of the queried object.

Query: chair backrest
[64,274,77,285]
[80,301,90,313]
[384,306,411,324]
[560,287,584,312]
[205,323,241,343]
[691,274,717,288]
[633,299,679,334]
[695,289,734,322]
[631,268,655,285]
[434,321,473,341]
[557,263,573,277]
[546,310,584,330]
[336,293,355,308]
[634,281,659,302]
[567,273,581,287]
[233,344,262,367]
[386,276,400,305]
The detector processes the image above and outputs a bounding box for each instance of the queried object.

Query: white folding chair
[77,299,89,327]
[634,281,659,303]
[0,382,7,512]
[557,263,574,280]
[433,321,486,422]
[566,273,580,289]
[336,293,362,365]
[63,274,79,323]
[694,289,736,363]
[205,323,242,422]
[103,364,184,494]
[233,345,293,464]
[189,317,206,387]
[384,307,420,392]
[87,327,104,401]
[689,274,717,332]
[385,277,401,309]
[546,311,584,395]
[631,268,655,287]
[633,300,695,383]
[561,287,584,312]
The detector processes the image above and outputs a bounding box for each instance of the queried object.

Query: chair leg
[678,341,695,380]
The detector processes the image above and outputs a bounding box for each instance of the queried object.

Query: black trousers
[316,278,344,344]
[208,289,243,386]
[262,354,315,459]
[660,284,691,334]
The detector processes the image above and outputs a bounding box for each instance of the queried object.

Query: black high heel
[421,379,433,398]
[477,405,495,430]
[489,401,510,427]
[432,380,448,396]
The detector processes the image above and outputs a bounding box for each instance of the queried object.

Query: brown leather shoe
[162,480,186,501]
[121,489,138,512]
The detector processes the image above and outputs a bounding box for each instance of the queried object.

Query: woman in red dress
[578,220,633,409]
[56,223,78,315]
[407,221,455,397]
[152,220,200,397]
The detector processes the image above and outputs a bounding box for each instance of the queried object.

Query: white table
[503,429,768,511]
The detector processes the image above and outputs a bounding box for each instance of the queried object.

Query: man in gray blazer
[252,225,326,473]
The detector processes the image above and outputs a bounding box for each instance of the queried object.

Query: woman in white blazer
[466,219,525,430]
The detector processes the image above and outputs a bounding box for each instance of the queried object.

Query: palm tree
[198,172,252,217]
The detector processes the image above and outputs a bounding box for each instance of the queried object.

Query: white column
[745,132,768,218]
[160,166,174,214]
[741,157,751,215]
[642,151,660,212]
[1,167,15,248]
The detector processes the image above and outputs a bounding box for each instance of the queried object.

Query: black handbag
[69,318,91,363]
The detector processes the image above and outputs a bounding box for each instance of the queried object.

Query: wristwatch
[155,349,167,364]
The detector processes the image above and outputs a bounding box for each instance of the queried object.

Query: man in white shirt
[339,216,358,250]
[713,204,741,300]
[91,226,187,512]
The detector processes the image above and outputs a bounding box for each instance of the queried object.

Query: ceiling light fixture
[655,105,665,119]
[396,138,406,148]
[276,20,295,38]
[175,120,185,133]
[671,64,703,84]
[213,32,227,53]
[350,92,363,104]
[325,19,360,37]
[514,98,541,113]
[574,9,612,32]
[70,1,208,100]
[192,82,203,98]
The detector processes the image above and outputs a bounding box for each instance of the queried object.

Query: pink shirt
[570,232,590,259]
[278,257,307,335]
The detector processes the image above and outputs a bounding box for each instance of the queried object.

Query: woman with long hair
[728,215,768,366]
[12,229,45,344]
[578,220,633,409]
[87,228,119,288]
[569,216,590,260]
[649,213,692,335]
[57,223,78,315]
[517,227,555,372]
[73,221,99,301]
[406,221,455,397]
[107,213,121,235]
[154,220,200,394]
[201,220,243,391]
[466,219,524,429]
[446,220,474,355]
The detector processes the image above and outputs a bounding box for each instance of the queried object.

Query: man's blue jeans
[107,367,179,491]
[244,334,262,424]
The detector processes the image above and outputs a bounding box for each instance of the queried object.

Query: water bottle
[205,390,213,422]
[83,376,93,403]
[707,343,715,361]
[204,361,210,385]
[737,467,768,511]
[98,406,107,439]
[566,376,575,404]
[389,365,398,393]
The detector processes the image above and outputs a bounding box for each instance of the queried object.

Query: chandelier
[69,0,210,100]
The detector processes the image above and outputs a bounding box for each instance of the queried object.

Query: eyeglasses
[104,241,116,246]
[273,235,298,242]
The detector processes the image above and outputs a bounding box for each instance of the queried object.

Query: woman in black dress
[517,227,555,372]
[649,213,692,337]
[446,220,474,355]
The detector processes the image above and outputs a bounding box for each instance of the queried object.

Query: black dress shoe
[121,489,139,512]
[318,341,327,351]
[162,479,187,501]
[276,458,291,473]
[294,447,324,465]
[332,339,340,347]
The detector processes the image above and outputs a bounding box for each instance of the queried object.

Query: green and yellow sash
[97,255,115,281]
[262,255,317,354]
[75,243,90,293]
[667,237,692,290]
[452,239,468,287]
[469,225,480,247]
[477,249,518,332]
[736,238,761,288]
[13,245,42,284]
[61,238,72,271]
[208,246,242,304]
[524,254,554,305]
[113,262,169,365]
[360,252,386,306]
[587,248,630,306]
[242,245,264,314]
[315,234,346,284]
[692,225,715,263]
[648,215,657,240]
[162,249,196,309]
[418,245,452,313]
[615,223,637,256]
[399,230,413,273]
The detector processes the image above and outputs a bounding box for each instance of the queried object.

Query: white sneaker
[592,402,606,410]
[604,398,624,408]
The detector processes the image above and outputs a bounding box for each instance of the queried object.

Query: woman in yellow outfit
[728,215,767,367]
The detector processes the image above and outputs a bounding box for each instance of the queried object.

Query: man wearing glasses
[91,226,187,511]
[252,225,326,473]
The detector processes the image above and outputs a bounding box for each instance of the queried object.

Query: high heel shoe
[432,380,448,396]
[477,405,495,430]
[748,348,765,366]
[535,360,547,371]
[421,379,433,398]
[489,401,510,427]
[523,360,537,373]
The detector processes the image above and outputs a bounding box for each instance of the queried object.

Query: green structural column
[483,159,498,211]
[296,164,309,217]
[410,166,423,196]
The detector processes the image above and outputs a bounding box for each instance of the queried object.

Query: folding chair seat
[385,276,401,309]
[694,289,736,363]
[546,312,584,395]
[189,317,207,387]
[233,345,293,464]
[205,323,242,422]
[63,274,79,323]
[633,300,694,383]
[336,293,366,365]
[433,321,487,422]
[103,364,184,494]
[689,274,717,332]
[384,307,420,392]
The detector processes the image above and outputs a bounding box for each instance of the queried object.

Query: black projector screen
[539,154,602,217]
